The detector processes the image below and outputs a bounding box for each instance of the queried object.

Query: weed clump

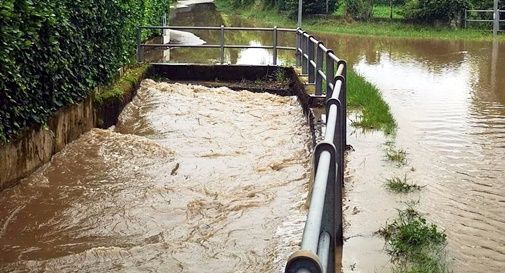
[385,145,407,166]
[385,175,421,193]
[378,207,450,273]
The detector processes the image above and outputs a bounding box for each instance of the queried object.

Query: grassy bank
[348,70,396,134]
[215,0,504,42]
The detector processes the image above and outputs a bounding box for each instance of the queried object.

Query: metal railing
[465,9,505,34]
[135,26,347,273]
[285,30,346,273]
[136,25,296,65]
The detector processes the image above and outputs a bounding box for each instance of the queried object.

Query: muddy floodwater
[329,36,505,273]
[0,81,311,272]
[162,2,505,272]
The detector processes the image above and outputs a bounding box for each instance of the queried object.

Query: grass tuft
[385,144,407,165]
[377,207,450,273]
[385,175,421,193]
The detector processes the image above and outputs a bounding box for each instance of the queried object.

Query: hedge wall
[0,0,169,142]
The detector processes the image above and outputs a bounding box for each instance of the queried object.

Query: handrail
[136,26,296,65]
[135,27,347,273]
[285,30,347,273]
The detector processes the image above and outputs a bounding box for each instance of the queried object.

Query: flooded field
[327,36,505,273]
[0,81,311,272]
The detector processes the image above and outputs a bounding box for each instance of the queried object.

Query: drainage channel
[0,78,313,272]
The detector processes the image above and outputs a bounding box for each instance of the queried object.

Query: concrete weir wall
[0,64,313,191]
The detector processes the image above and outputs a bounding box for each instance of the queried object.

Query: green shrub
[0,0,169,143]
[402,0,469,24]
[284,0,339,17]
[345,0,373,20]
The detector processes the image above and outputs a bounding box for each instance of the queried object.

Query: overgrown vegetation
[347,70,396,134]
[385,175,422,193]
[227,0,337,17]
[378,206,450,273]
[216,0,504,41]
[0,0,169,143]
[94,65,150,105]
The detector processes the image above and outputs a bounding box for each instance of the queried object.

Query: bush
[0,0,169,142]
[402,0,469,24]
[345,0,373,20]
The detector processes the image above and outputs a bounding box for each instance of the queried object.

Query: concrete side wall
[0,97,95,190]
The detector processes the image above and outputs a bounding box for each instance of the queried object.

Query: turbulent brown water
[0,81,312,272]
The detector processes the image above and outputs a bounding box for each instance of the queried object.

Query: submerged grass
[378,207,450,273]
[385,175,421,193]
[385,142,408,165]
[347,70,396,134]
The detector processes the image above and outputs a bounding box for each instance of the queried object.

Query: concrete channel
[0,64,344,272]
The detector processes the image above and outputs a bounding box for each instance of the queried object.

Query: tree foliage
[402,0,469,23]
[228,0,338,18]
[345,0,374,20]
[0,0,169,142]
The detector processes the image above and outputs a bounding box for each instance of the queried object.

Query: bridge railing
[135,26,346,273]
[136,25,296,65]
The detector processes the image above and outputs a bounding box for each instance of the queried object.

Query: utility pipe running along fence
[136,26,347,273]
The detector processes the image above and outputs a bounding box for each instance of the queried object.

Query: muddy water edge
[164,2,505,272]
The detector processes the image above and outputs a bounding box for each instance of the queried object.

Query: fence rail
[136,25,295,65]
[136,26,347,273]
[464,9,505,34]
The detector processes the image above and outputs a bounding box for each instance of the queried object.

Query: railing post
[315,42,324,95]
[464,9,467,28]
[296,28,302,66]
[337,60,347,149]
[325,51,335,97]
[220,25,225,64]
[308,37,315,84]
[301,33,308,75]
[136,27,143,63]
[324,97,344,247]
[273,26,278,65]
[494,0,499,36]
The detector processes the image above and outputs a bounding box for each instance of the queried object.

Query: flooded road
[164,3,505,272]
[0,81,311,272]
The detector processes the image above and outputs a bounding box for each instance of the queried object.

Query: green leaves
[0,0,169,142]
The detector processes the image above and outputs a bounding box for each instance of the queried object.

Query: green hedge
[0,0,169,142]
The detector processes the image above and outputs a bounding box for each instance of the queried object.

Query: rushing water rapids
[0,81,312,272]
